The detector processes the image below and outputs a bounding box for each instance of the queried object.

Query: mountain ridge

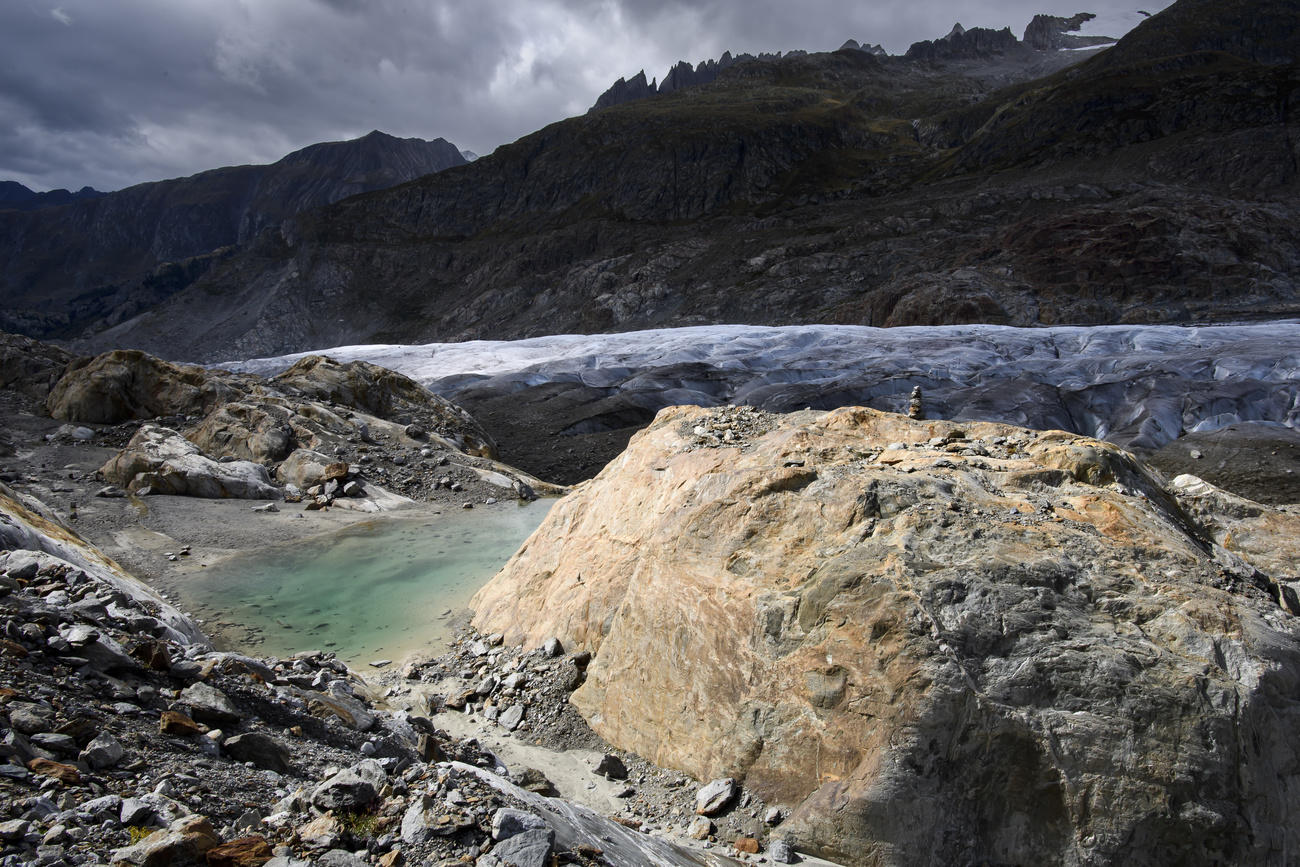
[11,0,1300,363]
[0,131,467,340]
[0,180,105,211]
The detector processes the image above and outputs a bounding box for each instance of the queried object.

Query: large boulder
[275,448,339,489]
[100,425,280,499]
[472,405,1300,865]
[46,349,248,423]
[271,355,496,457]
[185,401,296,463]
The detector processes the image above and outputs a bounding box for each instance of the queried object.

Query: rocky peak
[1023,12,1115,50]
[838,39,886,55]
[0,180,105,212]
[278,129,466,176]
[589,48,807,111]
[905,22,1021,61]
[590,70,658,111]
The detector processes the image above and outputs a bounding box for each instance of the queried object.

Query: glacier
[222,321,1300,451]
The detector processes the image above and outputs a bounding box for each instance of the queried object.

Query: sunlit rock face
[473,404,1300,865]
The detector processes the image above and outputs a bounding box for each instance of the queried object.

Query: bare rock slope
[473,404,1300,865]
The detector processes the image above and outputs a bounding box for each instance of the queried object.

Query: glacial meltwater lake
[181,501,552,665]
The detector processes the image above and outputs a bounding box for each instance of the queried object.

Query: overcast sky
[1,0,1169,193]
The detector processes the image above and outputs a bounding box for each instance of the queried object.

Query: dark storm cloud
[0,0,1168,192]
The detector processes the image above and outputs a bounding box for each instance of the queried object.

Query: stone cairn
[907,386,924,420]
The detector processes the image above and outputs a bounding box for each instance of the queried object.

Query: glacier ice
[222,321,1300,451]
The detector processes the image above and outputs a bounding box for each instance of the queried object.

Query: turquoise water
[183,502,551,664]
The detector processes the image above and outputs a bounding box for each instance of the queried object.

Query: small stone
[160,710,204,736]
[317,850,368,867]
[206,835,275,867]
[514,767,557,796]
[686,816,713,840]
[764,806,784,825]
[400,799,436,845]
[30,732,78,755]
[27,757,81,785]
[252,503,279,513]
[695,778,739,816]
[311,760,385,811]
[488,828,554,867]
[79,793,124,820]
[498,704,524,731]
[734,836,761,854]
[768,837,797,863]
[224,732,292,774]
[9,702,55,734]
[178,682,241,725]
[296,812,342,850]
[110,815,219,865]
[79,732,126,769]
[491,808,548,842]
[541,637,563,657]
[0,819,30,841]
[234,809,263,835]
[593,754,628,780]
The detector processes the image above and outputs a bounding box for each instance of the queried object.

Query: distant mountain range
[0,181,106,211]
[0,131,466,339]
[591,12,1111,111]
[4,0,1298,364]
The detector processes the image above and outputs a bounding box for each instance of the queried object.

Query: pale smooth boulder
[275,448,337,489]
[99,425,280,500]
